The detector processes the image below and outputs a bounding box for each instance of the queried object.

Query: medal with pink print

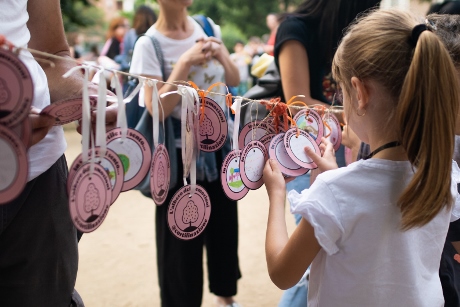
[221,99,249,200]
[260,133,275,153]
[167,184,211,240]
[0,125,28,205]
[0,47,33,127]
[323,113,342,151]
[40,96,98,126]
[239,140,268,190]
[198,97,228,152]
[269,133,309,177]
[68,162,112,233]
[67,147,124,204]
[148,79,170,205]
[293,109,324,145]
[284,128,320,170]
[238,120,274,150]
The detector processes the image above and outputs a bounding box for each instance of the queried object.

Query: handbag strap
[141,34,166,79]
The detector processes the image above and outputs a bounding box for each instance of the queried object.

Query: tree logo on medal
[157,161,166,197]
[0,78,11,105]
[83,183,101,222]
[200,114,215,145]
[182,200,199,232]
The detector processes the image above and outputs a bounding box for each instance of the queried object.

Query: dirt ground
[63,128,296,307]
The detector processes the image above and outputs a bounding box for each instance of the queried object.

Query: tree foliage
[61,0,104,32]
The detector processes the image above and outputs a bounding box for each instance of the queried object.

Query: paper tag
[167,184,211,240]
[239,140,267,190]
[323,114,342,151]
[150,144,171,205]
[0,125,28,205]
[0,48,33,127]
[269,133,309,177]
[68,163,111,233]
[259,133,275,153]
[238,120,273,150]
[220,149,249,200]
[9,115,31,148]
[41,97,83,126]
[199,97,228,152]
[284,128,320,170]
[67,147,124,205]
[293,109,324,145]
[106,127,152,192]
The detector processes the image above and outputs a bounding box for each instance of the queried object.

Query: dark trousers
[155,150,241,307]
[0,155,78,306]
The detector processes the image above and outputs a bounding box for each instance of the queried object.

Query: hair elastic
[409,24,430,47]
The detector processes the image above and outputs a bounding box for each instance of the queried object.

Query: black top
[274,16,330,104]
[105,37,121,60]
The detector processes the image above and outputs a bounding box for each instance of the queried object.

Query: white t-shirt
[0,0,66,181]
[288,158,460,307]
[129,16,227,119]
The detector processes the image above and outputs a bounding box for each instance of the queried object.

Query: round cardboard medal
[220,150,249,200]
[9,115,31,148]
[293,109,324,145]
[269,133,309,177]
[106,127,152,192]
[0,48,33,127]
[199,97,228,152]
[67,147,124,204]
[323,114,342,151]
[239,140,267,190]
[68,163,112,233]
[150,144,171,205]
[260,133,275,153]
[238,120,274,150]
[284,128,320,170]
[167,184,211,240]
[0,125,28,204]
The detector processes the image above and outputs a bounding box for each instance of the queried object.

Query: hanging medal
[323,112,342,152]
[269,133,309,177]
[221,98,249,200]
[284,128,320,170]
[66,66,111,232]
[165,86,211,240]
[260,133,275,153]
[293,108,324,145]
[106,77,152,192]
[148,79,170,205]
[41,96,98,126]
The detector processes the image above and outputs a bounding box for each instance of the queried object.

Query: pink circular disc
[269,133,309,177]
[323,114,342,151]
[220,150,249,200]
[40,97,82,126]
[67,147,124,205]
[106,128,152,192]
[0,125,28,205]
[284,128,320,170]
[239,140,268,190]
[69,163,112,233]
[167,184,211,240]
[0,48,34,127]
[259,133,275,153]
[238,120,274,150]
[293,109,324,145]
[199,97,228,152]
[150,144,171,205]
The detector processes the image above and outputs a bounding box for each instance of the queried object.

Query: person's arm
[263,159,321,289]
[27,0,117,131]
[278,40,329,114]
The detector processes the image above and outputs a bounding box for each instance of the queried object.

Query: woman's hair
[427,14,460,67]
[332,9,459,230]
[280,0,381,65]
[106,16,127,40]
[427,1,460,15]
[133,5,157,36]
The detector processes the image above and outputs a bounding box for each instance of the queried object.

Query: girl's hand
[263,159,287,200]
[305,137,338,173]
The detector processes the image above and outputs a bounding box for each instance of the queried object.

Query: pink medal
[0,47,33,127]
[239,140,268,190]
[284,128,320,170]
[221,150,249,200]
[0,125,28,204]
[199,97,228,152]
[41,96,97,126]
[293,109,324,145]
[238,120,274,150]
[150,144,170,205]
[269,133,308,177]
[323,114,342,151]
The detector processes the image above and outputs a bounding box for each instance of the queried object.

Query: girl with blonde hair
[264,8,460,306]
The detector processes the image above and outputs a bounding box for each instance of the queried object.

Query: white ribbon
[96,68,107,158]
[146,79,160,148]
[231,98,242,151]
[110,73,128,141]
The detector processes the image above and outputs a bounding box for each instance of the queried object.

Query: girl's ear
[351,77,369,111]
